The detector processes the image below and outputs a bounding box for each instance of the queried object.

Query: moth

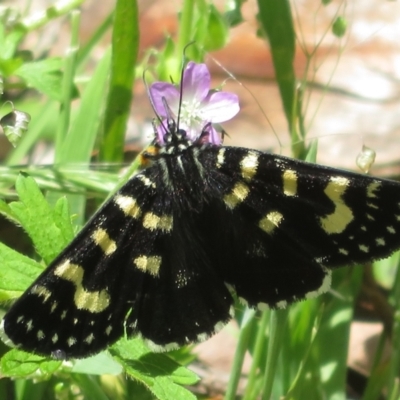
[2,62,400,359]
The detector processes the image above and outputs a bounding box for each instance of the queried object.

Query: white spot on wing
[216,148,225,168]
[387,226,396,234]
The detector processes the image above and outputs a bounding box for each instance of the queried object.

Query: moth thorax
[161,129,192,155]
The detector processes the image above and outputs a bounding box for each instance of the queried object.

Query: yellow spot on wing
[134,255,162,276]
[259,211,284,234]
[367,181,381,198]
[143,213,173,231]
[92,228,117,255]
[54,260,110,313]
[283,169,298,196]
[320,176,353,234]
[224,182,250,209]
[240,152,258,181]
[115,195,141,219]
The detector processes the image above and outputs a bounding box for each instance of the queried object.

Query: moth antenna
[176,61,185,131]
[162,97,177,134]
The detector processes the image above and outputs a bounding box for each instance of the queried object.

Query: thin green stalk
[20,0,85,31]
[387,254,400,397]
[243,310,269,400]
[362,331,389,400]
[262,309,288,400]
[55,10,80,163]
[225,308,256,400]
[177,0,195,63]
[72,374,110,400]
[387,310,400,397]
[388,380,400,400]
[100,0,139,162]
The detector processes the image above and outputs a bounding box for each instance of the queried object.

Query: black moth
[2,81,400,361]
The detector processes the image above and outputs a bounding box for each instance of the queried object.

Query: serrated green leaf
[0,241,43,300]
[0,349,61,377]
[0,198,20,225]
[9,174,70,264]
[53,197,75,243]
[111,338,198,400]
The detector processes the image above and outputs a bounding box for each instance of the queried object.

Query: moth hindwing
[2,137,400,359]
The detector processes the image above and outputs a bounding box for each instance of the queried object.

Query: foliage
[0,0,398,399]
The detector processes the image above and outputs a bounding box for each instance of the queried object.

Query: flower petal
[149,82,180,117]
[181,62,210,103]
[205,125,223,145]
[154,119,170,143]
[200,91,240,123]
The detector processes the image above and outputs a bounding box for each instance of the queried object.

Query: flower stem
[261,309,288,400]
[225,308,256,400]
[177,0,195,65]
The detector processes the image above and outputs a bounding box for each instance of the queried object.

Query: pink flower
[149,62,239,145]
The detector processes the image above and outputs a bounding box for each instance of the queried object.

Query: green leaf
[71,352,123,375]
[15,58,64,100]
[0,25,25,61]
[0,198,20,225]
[100,0,139,162]
[0,242,43,300]
[156,37,180,82]
[9,174,72,264]
[0,57,24,76]
[287,268,363,399]
[257,0,296,133]
[60,49,111,164]
[111,338,198,400]
[1,349,61,378]
[203,4,229,51]
[53,197,75,242]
